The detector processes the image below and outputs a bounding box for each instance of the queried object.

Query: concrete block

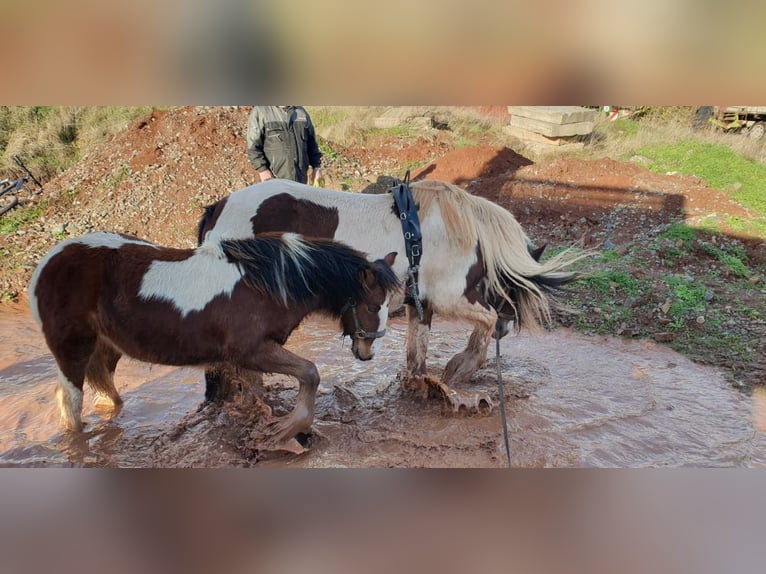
[507,106,597,125]
[510,115,594,137]
[504,125,584,146]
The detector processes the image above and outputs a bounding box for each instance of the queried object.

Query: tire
[748,121,766,141]
[692,106,714,130]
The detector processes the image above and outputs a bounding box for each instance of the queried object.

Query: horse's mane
[219,233,399,310]
[410,180,587,331]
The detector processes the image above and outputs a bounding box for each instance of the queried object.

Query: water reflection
[0,304,764,467]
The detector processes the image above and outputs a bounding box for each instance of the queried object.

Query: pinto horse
[28,231,399,447]
[198,179,586,411]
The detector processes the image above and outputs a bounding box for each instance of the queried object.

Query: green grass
[664,274,709,327]
[637,141,766,215]
[659,222,697,246]
[585,269,642,297]
[699,241,751,277]
[610,118,640,137]
[0,200,48,235]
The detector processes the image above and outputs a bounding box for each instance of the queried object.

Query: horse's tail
[499,250,584,332]
[412,180,589,332]
[478,201,589,331]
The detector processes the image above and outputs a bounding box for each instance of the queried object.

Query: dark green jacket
[246,106,322,184]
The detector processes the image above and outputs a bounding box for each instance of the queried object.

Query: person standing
[246,106,323,185]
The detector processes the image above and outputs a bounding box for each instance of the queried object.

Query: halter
[389,170,424,320]
[340,299,387,340]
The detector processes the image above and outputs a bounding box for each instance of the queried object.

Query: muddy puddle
[1,303,764,467]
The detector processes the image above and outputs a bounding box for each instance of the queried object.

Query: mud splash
[1,304,764,467]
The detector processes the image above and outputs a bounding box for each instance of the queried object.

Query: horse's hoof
[399,372,430,399]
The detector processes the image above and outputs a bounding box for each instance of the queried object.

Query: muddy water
[1,303,764,467]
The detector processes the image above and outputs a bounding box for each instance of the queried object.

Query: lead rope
[496,322,512,468]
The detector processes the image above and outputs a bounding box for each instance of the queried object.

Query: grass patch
[699,241,750,277]
[1,106,156,181]
[659,222,697,246]
[664,274,709,327]
[637,141,766,216]
[0,200,48,235]
[609,118,641,138]
[585,269,642,297]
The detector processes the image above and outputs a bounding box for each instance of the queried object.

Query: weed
[318,139,339,160]
[664,274,708,323]
[699,241,750,277]
[598,249,621,263]
[659,223,696,246]
[0,200,48,235]
[585,269,642,296]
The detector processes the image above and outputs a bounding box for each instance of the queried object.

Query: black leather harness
[389,171,424,320]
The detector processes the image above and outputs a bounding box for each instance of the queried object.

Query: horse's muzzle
[352,342,374,361]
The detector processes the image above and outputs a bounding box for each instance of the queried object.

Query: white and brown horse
[28,231,399,447]
[198,179,586,411]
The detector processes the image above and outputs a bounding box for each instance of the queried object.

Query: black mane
[219,233,399,313]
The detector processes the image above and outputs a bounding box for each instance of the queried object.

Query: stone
[504,125,584,148]
[507,106,597,125]
[509,114,594,137]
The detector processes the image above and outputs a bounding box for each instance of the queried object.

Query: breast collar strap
[389,170,424,320]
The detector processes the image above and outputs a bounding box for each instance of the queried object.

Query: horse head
[340,252,399,360]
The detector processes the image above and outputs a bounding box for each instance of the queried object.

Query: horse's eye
[367,304,381,313]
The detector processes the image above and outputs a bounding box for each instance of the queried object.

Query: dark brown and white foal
[28,231,398,446]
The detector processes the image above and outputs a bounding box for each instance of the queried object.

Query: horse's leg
[55,368,85,432]
[86,337,124,411]
[204,365,231,403]
[204,363,267,411]
[239,341,319,451]
[428,300,496,413]
[401,302,434,398]
[51,333,98,432]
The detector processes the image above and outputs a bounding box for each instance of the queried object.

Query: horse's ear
[360,266,376,288]
[383,251,397,267]
[530,243,546,262]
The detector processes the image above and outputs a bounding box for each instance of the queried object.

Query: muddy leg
[204,363,265,406]
[401,303,433,397]
[238,341,320,451]
[204,365,232,403]
[55,369,85,431]
[51,334,97,431]
[86,337,123,410]
[430,301,497,413]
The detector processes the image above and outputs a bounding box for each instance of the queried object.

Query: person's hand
[312,168,323,187]
[259,169,274,182]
